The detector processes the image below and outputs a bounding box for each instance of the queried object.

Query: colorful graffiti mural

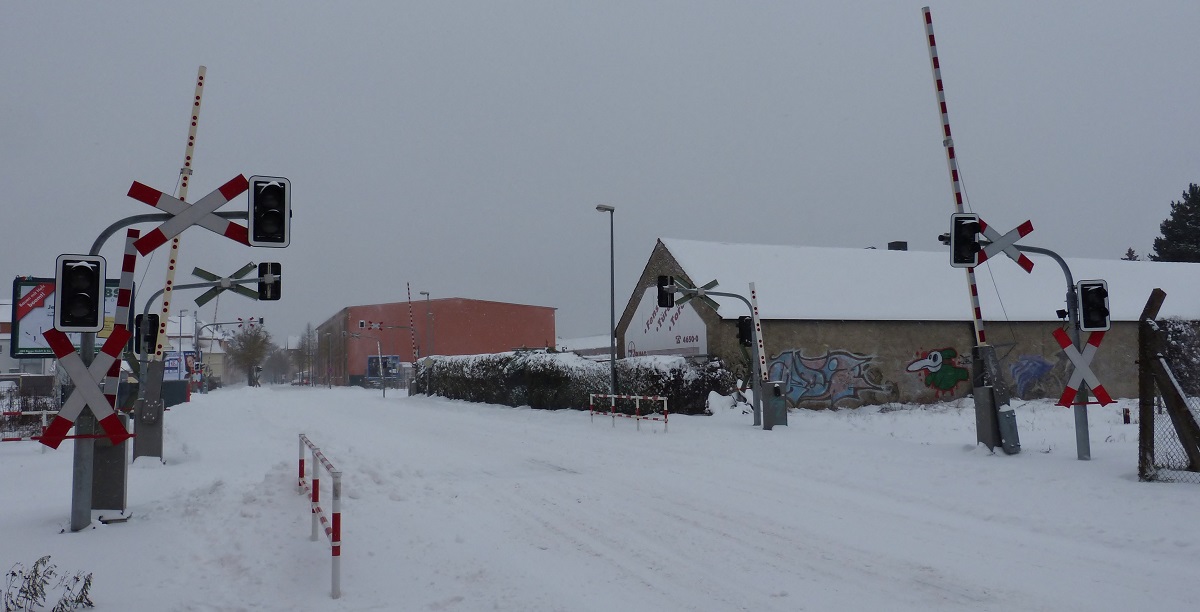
[906,348,970,396]
[1009,354,1058,399]
[767,349,890,407]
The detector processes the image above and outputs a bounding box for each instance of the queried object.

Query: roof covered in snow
[660,238,1200,322]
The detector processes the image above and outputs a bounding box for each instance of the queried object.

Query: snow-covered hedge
[411,350,734,414]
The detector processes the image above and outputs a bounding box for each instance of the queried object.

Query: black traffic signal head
[55,254,106,333]
[258,262,282,301]
[135,313,160,354]
[1077,280,1111,332]
[657,275,675,308]
[248,176,291,247]
[949,213,982,268]
[737,316,754,347]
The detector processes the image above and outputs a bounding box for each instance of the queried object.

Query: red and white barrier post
[298,434,343,599]
[588,394,669,432]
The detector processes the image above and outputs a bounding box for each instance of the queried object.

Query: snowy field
[2,385,1197,611]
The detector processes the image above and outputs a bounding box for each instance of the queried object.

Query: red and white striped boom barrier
[923,6,990,347]
[589,393,669,432]
[297,434,343,599]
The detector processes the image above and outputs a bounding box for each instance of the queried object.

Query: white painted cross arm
[978,219,1034,273]
[1052,327,1113,407]
[127,174,250,255]
[40,328,133,449]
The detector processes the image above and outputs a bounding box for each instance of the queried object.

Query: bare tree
[293,322,318,381]
[225,325,273,386]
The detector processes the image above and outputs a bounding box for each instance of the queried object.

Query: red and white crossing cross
[978,219,1035,273]
[39,328,133,449]
[127,174,251,255]
[1051,327,1114,408]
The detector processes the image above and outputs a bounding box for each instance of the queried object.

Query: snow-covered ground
[2,386,1197,611]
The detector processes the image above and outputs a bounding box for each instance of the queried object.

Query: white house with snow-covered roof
[617,238,1200,408]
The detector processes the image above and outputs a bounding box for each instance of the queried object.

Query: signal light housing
[657,275,675,308]
[1077,280,1111,332]
[950,213,982,268]
[248,176,291,247]
[55,254,106,333]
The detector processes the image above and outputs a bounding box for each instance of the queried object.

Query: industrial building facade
[315,298,555,386]
[617,239,1200,409]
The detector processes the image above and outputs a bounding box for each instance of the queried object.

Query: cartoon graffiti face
[906,348,969,393]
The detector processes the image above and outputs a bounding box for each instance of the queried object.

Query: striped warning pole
[406,283,419,359]
[922,7,988,346]
[153,66,207,363]
[102,229,139,412]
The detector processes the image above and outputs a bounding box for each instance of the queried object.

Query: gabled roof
[660,238,1200,322]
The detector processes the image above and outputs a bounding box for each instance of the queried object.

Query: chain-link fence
[1141,317,1200,483]
[1147,393,1200,483]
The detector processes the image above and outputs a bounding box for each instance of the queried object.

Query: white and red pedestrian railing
[589,394,669,432]
[297,434,343,599]
[2,410,55,443]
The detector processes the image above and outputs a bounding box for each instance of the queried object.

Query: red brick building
[315,298,555,386]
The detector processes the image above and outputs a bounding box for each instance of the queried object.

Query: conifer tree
[1150,184,1200,262]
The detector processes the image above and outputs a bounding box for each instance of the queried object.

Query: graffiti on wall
[1009,354,1063,399]
[767,349,891,407]
[906,348,970,396]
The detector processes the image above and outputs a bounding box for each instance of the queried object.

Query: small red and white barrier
[297,434,343,599]
[1,410,53,442]
[589,393,669,432]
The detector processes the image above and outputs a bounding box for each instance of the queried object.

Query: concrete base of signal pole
[971,344,1020,455]
[133,360,167,462]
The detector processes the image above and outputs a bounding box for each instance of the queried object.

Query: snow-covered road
[3,386,1196,611]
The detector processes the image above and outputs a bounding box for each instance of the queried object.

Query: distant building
[315,297,555,386]
[558,334,612,361]
[619,238,1200,408]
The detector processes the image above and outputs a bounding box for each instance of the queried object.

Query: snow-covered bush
[411,351,734,414]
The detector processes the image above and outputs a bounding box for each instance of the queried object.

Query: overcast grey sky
[3,1,1198,341]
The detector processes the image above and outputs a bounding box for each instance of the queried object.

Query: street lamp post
[419,291,434,357]
[595,204,617,395]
